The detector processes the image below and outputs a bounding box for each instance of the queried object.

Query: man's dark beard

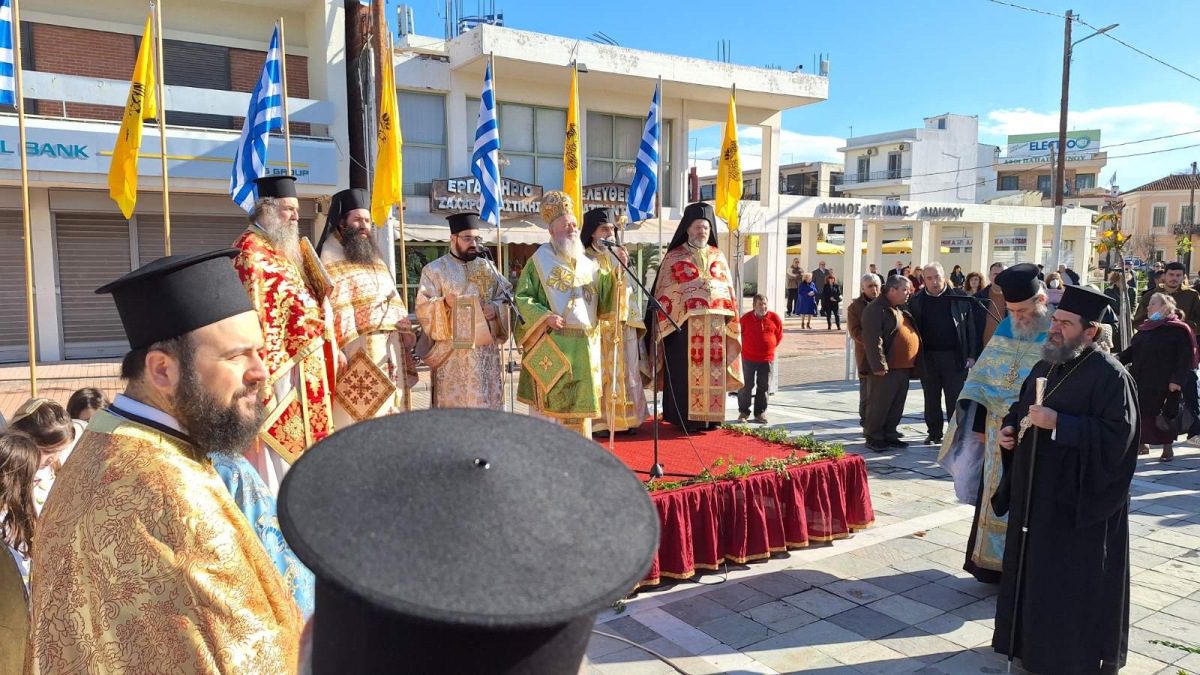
[173,365,264,456]
[1042,333,1087,365]
[451,244,480,261]
[342,230,380,264]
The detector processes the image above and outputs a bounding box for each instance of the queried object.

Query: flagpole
[491,52,503,279]
[278,17,292,174]
[152,0,171,254]
[389,32,409,412]
[11,0,38,396]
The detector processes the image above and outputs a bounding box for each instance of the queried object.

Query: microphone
[598,238,620,249]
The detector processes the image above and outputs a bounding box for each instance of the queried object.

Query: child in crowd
[8,399,85,514]
[66,387,109,422]
[0,431,39,596]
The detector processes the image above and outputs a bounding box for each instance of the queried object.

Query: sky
[392,0,1200,191]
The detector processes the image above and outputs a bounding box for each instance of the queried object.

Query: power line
[1075,17,1200,86]
[984,0,1065,19]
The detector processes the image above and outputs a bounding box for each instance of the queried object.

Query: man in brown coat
[979,262,1008,347]
[1134,261,1200,332]
[847,273,882,426]
[861,275,920,452]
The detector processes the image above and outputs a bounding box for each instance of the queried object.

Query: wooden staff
[608,217,626,451]
[11,0,37,395]
[278,16,292,174]
[152,1,171,254]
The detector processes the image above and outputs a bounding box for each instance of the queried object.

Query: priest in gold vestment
[416,212,511,409]
[645,202,742,432]
[318,188,417,425]
[581,207,647,434]
[515,192,627,436]
[31,250,301,674]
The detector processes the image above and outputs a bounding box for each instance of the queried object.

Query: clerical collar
[449,249,471,263]
[110,394,186,434]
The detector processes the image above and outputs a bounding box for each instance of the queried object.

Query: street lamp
[1048,13,1118,271]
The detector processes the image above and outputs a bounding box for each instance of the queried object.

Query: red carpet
[604,421,800,477]
[601,421,876,589]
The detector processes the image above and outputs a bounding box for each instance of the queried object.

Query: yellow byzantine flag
[561,65,583,223]
[108,13,158,219]
[715,89,743,232]
[371,38,402,226]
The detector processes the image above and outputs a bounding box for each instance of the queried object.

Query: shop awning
[399,218,698,246]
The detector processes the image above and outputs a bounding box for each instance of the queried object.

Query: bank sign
[0,118,339,186]
[1004,130,1101,164]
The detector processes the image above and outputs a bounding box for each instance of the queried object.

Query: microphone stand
[479,248,523,413]
[603,240,680,479]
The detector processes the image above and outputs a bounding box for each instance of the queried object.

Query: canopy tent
[786,241,845,255]
[878,239,952,255]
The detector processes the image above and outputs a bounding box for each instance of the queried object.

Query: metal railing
[842,168,912,184]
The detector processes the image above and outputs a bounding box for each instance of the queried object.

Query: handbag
[1155,390,1194,435]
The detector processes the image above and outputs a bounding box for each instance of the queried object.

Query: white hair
[861,273,881,291]
[922,262,945,277]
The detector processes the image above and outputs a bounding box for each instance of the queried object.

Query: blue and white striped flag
[472,60,502,225]
[230,25,283,211]
[627,81,660,223]
[0,0,16,107]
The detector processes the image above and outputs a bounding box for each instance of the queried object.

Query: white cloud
[980,102,1200,189]
[689,128,844,177]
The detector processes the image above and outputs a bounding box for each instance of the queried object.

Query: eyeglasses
[455,234,487,244]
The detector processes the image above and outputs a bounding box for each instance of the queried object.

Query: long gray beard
[260,217,303,269]
[342,232,380,265]
[552,235,583,262]
[1042,335,1086,365]
[688,237,708,249]
[1012,307,1052,341]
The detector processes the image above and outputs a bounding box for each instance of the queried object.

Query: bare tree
[1125,234,1156,263]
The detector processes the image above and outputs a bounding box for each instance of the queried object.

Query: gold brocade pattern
[546,265,576,293]
[588,250,648,433]
[30,411,301,675]
[335,350,397,420]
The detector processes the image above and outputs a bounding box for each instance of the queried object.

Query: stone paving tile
[1132,569,1199,597]
[887,557,963,583]
[805,552,891,579]
[740,599,819,633]
[862,570,931,595]
[818,638,911,670]
[659,595,735,626]
[825,605,909,641]
[1154,559,1200,585]
[1133,610,1196,640]
[911,648,1022,675]
[1146,528,1200,551]
[742,619,864,669]
[824,578,896,605]
[738,570,812,599]
[1130,583,1186,611]
[703,581,775,612]
[781,588,858,619]
[867,593,945,625]
[586,633,631,660]
[874,628,959,666]
[603,616,662,645]
[930,573,999,599]
[1129,603,1156,625]
[1175,653,1200,675]
[947,595,997,623]
[1159,596,1200,624]
[914,613,993,649]
[901,582,977,612]
[1127,625,1189,665]
[588,646,677,675]
[694,613,775,650]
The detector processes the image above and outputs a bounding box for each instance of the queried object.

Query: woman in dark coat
[949,265,966,289]
[820,273,842,330]
[1118,292,1199,461]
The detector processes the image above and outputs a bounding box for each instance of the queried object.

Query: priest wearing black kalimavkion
[992,283,1138,675]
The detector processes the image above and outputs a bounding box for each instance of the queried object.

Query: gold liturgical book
[451,295,494,350]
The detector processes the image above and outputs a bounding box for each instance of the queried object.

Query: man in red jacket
[738,294,784,423]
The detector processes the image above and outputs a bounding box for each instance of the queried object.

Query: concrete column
[1027,222,1045,267]
[757,231,785,317]
[912,220,932,266]
[445,74,469,177]
[970,222,992,277]
[28,188,62,362]
[760,119,781,208]
[800,220,818,271]
[866,220,884,272]
[844,217,865,381]
[1079,224,1094,278]
[307,2,349,187]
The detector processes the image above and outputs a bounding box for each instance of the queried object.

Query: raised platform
[606,422,875,589]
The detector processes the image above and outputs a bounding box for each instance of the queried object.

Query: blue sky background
[391,0,1200,189]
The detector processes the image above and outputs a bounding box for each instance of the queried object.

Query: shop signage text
[0,139,90,159]
[816,202,965,219]
[430,177,632,219]
[1005,129,1101,162]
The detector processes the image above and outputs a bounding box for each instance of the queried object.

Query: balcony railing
[842,168,912,184]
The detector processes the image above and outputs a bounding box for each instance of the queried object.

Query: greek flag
[0,0,16,107]
[627,82,660,223]
[230,25,283,211]
[472,60,502,224]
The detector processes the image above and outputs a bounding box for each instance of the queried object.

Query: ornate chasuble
[936,317,1046,572]
[416,254,511,409]
[587,248,648,433]
[650,244,743,421]
[233,230,334,465]
[515,244,614,428]
[322,242,416,425]
[30,410,302,675]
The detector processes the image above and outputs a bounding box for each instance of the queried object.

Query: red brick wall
[998,168,1083,193]
[27,23,311,134]
[230,49,311,136]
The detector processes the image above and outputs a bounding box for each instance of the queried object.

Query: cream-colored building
[1118,173,1200,266]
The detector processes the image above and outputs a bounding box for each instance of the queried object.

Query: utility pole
[1048,9,1073,272]
[345,0,372,189]
[1189,161,1197,270]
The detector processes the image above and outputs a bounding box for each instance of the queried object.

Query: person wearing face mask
[416,212,513,410]
[1119,292,1199,462]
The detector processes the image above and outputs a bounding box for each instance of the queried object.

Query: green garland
[645,424,846,492]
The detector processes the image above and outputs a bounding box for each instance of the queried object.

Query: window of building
[1074,173,1096,191]
[1036,174,1052,197]
[585,112,673,203]
[1182,205,1195,225]
[699,184,715,200]
[937,118,946,130]
[886,152,902,179]
[742,178,759,200]
[999,175,1019,191]
[398,91,447,197]
[498,102,566,190]
[856,156,870,182]
[159,39,233,129]
[1152,205,1167,228]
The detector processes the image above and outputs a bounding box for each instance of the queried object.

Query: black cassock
[992,346,1139,675]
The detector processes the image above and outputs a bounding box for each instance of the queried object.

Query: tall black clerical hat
[581,208,614,248]
[278,409,659,674]
[667,201,719,250]
[994,262,1042,302]
[1058,284,1114,323]
[95,249,253,350]
[447,212,486,234]
[253,175,298,199]
[317,188,371,254]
